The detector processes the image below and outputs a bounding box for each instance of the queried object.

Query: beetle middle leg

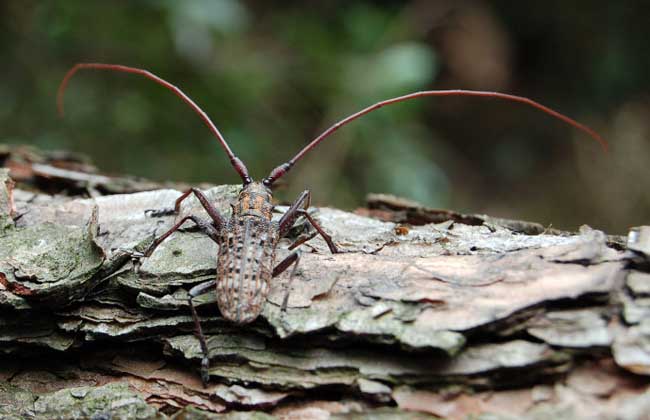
[279,190,339,254]
[128,214,219,272]
[138,214,219,258]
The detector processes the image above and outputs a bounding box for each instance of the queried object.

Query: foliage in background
[1,1,648,233]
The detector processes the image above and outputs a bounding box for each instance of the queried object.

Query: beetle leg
[146,188,225,230]
[129,215,220,273]
[272,250,302,312]
[188,279,217,387]
[296,209,338,253]
[287,231,319,251]
[139,215,219,258]
[278,190,338,254]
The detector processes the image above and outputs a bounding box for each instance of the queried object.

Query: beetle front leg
[147,188,226,230]
[278,190,339,254]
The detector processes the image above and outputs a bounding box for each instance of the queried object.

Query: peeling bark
[1,146,649,419]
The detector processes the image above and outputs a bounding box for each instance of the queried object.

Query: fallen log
[1,147,649,419]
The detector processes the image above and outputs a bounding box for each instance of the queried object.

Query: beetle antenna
[58,63,252,184]
[263,90,607,186]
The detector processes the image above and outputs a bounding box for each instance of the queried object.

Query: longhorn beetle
[58,63,607,385]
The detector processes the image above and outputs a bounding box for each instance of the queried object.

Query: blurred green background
[1,1,648,233]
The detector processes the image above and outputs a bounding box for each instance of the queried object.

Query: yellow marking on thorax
[253,195,265,211]
[241,194,251,212]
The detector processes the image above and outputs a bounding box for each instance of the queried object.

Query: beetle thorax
[232,181,274,220]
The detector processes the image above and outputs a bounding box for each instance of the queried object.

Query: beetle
[57,63,607,384]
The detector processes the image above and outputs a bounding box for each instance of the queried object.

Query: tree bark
[1,146,649,419]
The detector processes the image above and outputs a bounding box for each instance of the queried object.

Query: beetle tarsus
[144,208,176,217]
[200,357,210,387]
[117,248,147,273]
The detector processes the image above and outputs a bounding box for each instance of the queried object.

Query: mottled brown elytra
[58,63,607,385]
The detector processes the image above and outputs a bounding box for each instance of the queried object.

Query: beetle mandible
[57,63,607,384]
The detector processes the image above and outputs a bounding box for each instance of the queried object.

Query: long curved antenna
[263,90,608,186]
[58,63,252,184]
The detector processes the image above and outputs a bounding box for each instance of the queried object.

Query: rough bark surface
[1,146,649,419]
